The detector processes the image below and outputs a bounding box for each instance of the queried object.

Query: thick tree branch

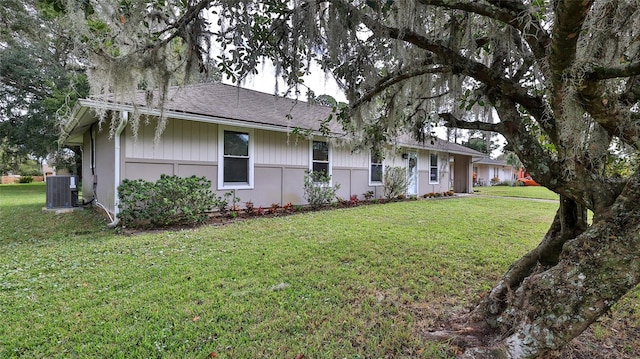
[549,0,595,88]
[438,113,500,133]
[439,110,564,194]
[578,80,640,150]
[330,0,548,126]
[587,61,640,80]
[417,0,549,62]
[350,62,450,109]
[150,0,212,50]
[621,76,640,105]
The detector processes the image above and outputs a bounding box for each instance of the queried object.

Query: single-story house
[473,157,515,186]
[60,83,482,219]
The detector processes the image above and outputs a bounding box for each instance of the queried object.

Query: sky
[221,59,347,103]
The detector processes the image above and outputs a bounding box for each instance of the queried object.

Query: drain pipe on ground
[107,111,128,228]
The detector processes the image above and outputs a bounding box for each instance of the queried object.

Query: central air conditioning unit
[46,175,79,209]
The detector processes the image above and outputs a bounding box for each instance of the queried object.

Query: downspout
[107,111,128,228]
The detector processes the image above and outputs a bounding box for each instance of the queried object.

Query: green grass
[0,184,636,358]
[472,185,560,200]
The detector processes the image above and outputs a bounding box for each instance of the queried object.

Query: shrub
[383,166,408,199]
[270,203,280,213]
[303,171,340,209]
[362,190,374,200]
[493,181,512,186]
[244,201,255,215]
[118,175,215,228]
[214,191,241,213]
[349,194,359,206]
[18,176,34,183]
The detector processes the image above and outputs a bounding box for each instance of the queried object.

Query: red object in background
[516,168,541,186]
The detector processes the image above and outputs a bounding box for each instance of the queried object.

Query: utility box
[46,175,79,209]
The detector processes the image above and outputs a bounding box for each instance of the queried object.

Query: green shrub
[303,171,340,209]
[18,176,34,183]
[493,181,512,186]
[118,175,215,228]
[383,166,407,199]
[214,191,241,213]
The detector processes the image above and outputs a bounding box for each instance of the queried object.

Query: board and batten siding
[253,129,308,166]
[332,144,369,169]
[125,118,217,161]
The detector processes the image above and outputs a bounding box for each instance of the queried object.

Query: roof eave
[62,99,345,140]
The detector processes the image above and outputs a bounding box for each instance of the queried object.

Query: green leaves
[303,171,340,209]
[118,175,216,228]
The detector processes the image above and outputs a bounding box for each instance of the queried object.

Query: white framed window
[369,151,383,186]
[310,139,330,174]
[429,152,439,184]
[218,126,254,189]
[309,139,332,183]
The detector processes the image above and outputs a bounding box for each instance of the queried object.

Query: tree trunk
[464,176,640,358]
[471,196,587,325]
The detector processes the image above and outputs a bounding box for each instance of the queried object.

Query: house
[60,83,482,219]
[473,157,515,186]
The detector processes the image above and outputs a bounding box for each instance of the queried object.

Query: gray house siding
[63,84,482,217]
[82,127,117,211]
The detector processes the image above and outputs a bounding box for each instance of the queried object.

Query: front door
[406,152,418,195]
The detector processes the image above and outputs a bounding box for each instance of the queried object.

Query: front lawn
[0,184,637,358]
[473,185,560,200]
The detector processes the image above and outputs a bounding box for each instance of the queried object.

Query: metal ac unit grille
[46,175,79,209]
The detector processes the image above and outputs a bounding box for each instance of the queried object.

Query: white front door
[407,152,418,195]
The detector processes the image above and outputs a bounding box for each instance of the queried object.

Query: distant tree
[314,94,338,107]
[498,151,524,171]
[463,133,499,156]
[0,0,88,168]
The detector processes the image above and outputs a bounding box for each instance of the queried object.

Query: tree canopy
[0,0,88,173]
[59,0,640,357]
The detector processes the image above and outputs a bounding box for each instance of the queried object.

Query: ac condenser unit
[46,175,79,209]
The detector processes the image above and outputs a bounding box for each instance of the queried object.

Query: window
[429,153,439,183]
[493,167,499,178]
[218,127,253,189]
[311,140,330,176]
[370,151,383,185]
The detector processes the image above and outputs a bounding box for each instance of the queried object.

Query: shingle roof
[62,82,340,144]
[62,82,484,157]
[394,133,485,157]
[135,82,339,132]
[473,157,511,166]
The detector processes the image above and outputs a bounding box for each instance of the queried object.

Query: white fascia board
[59,103,89,144]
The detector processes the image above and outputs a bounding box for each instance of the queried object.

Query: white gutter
[107,111,128,228]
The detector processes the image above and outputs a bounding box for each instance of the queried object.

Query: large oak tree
[0,0,88,173]
[63,0,640,357]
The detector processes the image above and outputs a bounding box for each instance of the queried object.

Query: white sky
[221,59,347,103]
